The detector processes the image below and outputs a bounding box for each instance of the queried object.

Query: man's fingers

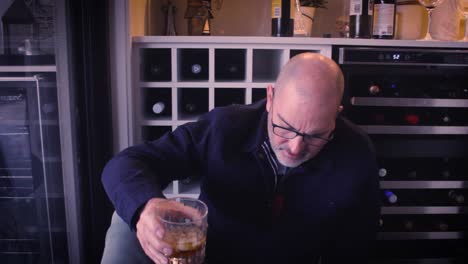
[136,210,174,264]
[145,242,169,264]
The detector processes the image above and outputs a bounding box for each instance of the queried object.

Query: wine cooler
[334,46,468,263]
[0,74,68,263]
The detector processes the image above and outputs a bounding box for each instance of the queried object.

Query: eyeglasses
[269,94,335,146]
[271,122,334,146]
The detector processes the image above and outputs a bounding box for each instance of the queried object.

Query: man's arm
[101,120,207,228]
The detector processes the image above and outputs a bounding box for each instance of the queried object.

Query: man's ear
[266,85,274,112]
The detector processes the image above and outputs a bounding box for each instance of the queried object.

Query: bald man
[101,53,380,264]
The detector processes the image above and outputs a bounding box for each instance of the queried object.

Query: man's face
[266,85,337,168]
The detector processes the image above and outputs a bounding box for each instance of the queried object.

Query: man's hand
[136,198,173,264]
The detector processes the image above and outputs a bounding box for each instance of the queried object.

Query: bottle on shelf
[383,190,398,205]
[152,102,166,115]
[402,219,414,231]
[438,109,452,126]
[271,0,294,37]
[403,113,420,125]
[184,102,197,113]
[215,49,246,81]
[440,157,453,180]
[368,84,381,96]
[448,190,465,205]
[179,49,209,81]
[142,49,172,82]
[372,0,396,39]
[144,88,171,118]
[179,88,209,117]
[349,0,373,38]
[433,220,449,232]
[378,167,388,178]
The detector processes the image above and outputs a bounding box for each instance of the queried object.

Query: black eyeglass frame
[269,99,335,146]
[271,121,335,146]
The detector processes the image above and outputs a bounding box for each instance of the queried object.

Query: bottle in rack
[402,219,415,231]
[372,0,396,39]
[368,84,382,96]
[383,190,398,205]
[448,190,465,205]
[215,49,246,81]
[349,0,373,38]
[378,167,388,178]
[432,220,449,231]
[179,49,209,81]
[144,89,171,118]
[152,102,166,115]
[179,88,208,117]
[271,0,294,37]
[142,49,172,82]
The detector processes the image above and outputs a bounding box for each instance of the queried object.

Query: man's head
[266,52,344,167]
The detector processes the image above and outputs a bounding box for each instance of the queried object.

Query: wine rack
[132,37,468,263]
[335,46,468,263]
[133,38,332,198]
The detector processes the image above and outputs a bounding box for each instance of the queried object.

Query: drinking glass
[462,0,468,41]
[417,0,447,40]
[156,196,208,264]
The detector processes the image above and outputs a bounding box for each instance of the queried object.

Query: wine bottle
[349,0,373,38]
[185,103,197,113]
[180,89,208,116]
[271,0,294,37]
[448,190,465,204]
[440,157,452,179]
[433,220,449,231]
[384,190,398,204]
[404,113,420,125]
[180,49,209,81]
[372,0,396,39]
[144,89,171,118]
[369,84,381,96]
[215,49,246,81]
[378,167,387,178]
[152,102,166,115]
[402,219,414,231]
[142,49,172,82]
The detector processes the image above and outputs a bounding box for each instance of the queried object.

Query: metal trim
[360,125,468,134]
[378,231,465,240]
[351,97,468,108]
[380,181,468,189]
[338,47,468,66]
[381,206,468,214]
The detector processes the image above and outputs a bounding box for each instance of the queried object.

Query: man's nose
[288,136,306,155]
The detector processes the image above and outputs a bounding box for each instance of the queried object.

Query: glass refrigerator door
[0,1,80,264]
[0,76,68,263]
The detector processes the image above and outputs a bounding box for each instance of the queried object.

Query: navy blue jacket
[102,100,380,264]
